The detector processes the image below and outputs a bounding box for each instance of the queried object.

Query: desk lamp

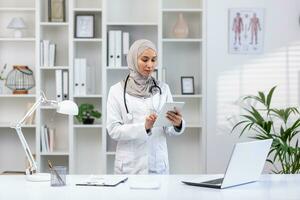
[11,92,78,182]
[7,17,27,38]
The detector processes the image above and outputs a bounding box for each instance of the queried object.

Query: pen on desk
[48,160,65,185]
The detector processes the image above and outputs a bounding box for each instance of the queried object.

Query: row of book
[74,58,96,96]
[40,40,56,67]
[56,69,69,101]
[40,125,55,152]
[108,30,129,67]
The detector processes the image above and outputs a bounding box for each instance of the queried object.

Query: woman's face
[137,48,157,77]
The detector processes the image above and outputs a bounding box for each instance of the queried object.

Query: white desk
[0,174,299,200]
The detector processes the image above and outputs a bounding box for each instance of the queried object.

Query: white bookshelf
[73,8,102,12]
[0,0,206,175]
[73,38,102,42]
[0,7,35,11]
[0,0,37,173]
[0,38,35,41]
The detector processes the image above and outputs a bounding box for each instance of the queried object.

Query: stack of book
[40,125,55,152]
[40,40,56,67]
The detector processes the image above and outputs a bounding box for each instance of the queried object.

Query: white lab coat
[106,81,185,174]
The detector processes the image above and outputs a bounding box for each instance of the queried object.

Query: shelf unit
[0,0,37,173]
[0,0,206,175]
[163,0,204,174]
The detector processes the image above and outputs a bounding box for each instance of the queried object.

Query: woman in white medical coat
[106,39,186,174]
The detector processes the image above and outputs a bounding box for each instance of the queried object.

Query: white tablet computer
[153,102,185,127]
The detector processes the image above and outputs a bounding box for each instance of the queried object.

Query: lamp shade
[7,17,27,29]
[57,100,78,115]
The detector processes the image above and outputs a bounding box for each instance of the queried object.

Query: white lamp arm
[12,92,58,174]
[17,96,44,126]
[15,127,37,174]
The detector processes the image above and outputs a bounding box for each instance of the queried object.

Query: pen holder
[50,166,66,186]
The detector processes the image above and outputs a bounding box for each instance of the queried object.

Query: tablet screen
[153,102,185,127]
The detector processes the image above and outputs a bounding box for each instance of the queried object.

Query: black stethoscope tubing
[124,74,162,114]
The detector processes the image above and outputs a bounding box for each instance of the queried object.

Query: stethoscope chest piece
[126,113,133,121]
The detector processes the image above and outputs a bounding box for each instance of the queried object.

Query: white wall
[206,0,300,173]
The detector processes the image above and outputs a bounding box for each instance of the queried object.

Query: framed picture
[48,0,65,22]
[181,76,194,95]
[75,15,95,38]
[229,8,264,54]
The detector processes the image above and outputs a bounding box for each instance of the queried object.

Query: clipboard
[153,102,185,127]
[76,176,128,187]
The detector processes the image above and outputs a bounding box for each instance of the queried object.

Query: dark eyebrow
[141,56,157,59]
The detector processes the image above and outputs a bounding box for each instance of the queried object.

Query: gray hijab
[122,39,159,98]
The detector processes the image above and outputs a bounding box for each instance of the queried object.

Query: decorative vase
[5,65,35,94]
[83,118,94,124]
[172,13,189,38]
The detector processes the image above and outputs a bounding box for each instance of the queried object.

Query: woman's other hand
[166,108,182,127]
[145,113,157,130]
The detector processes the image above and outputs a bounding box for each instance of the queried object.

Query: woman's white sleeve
[106,88,148,141]
[164,84,186,136]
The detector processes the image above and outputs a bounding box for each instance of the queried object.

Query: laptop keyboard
[201,178,224,185]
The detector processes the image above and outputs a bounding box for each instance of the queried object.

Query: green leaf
[266,86,276,109]
[258,91,266,105]
[231,120,248,133]
[76,103,102,123]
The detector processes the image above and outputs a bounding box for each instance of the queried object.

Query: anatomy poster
[229,8,264,54]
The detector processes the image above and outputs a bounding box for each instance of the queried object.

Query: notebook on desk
[76,176,128,187]
[182,139,272,189]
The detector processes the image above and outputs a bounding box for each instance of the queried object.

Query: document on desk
[76,176,128,187]
[129,180,161,190]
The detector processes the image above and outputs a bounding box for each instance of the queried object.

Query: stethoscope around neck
[124,74,162,121]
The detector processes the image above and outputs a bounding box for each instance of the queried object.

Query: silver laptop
[182,139,273,189]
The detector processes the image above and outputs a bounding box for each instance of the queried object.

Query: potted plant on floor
[232,86,300,174]
[76,103,101,124]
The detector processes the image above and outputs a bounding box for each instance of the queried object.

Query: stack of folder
[108,30,129,67]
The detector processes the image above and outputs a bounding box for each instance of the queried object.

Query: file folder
[108,30,116,67]
[62,70,69,100]
[79,58,87,95]
[55,69,63,102]
[74,58,81,95]
[115,30,122,67]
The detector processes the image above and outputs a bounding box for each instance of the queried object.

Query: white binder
[40,41,44,67]
[123,32,129,55]
[55,69,63,101]
[108,30,116,67]
[79,58,87,95]
[115,30,122,67]
[43,40,50,67]
[49,43,56,67]
[74,58,81,96]
[87,65,95,94]
[62,70,69,100]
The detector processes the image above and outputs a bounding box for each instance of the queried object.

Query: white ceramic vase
[172,13,189,38]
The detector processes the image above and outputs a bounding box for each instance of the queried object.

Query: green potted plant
[232,86,300,174]
[76,103,101,124]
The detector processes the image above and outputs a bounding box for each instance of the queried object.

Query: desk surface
[1,174,300,200]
